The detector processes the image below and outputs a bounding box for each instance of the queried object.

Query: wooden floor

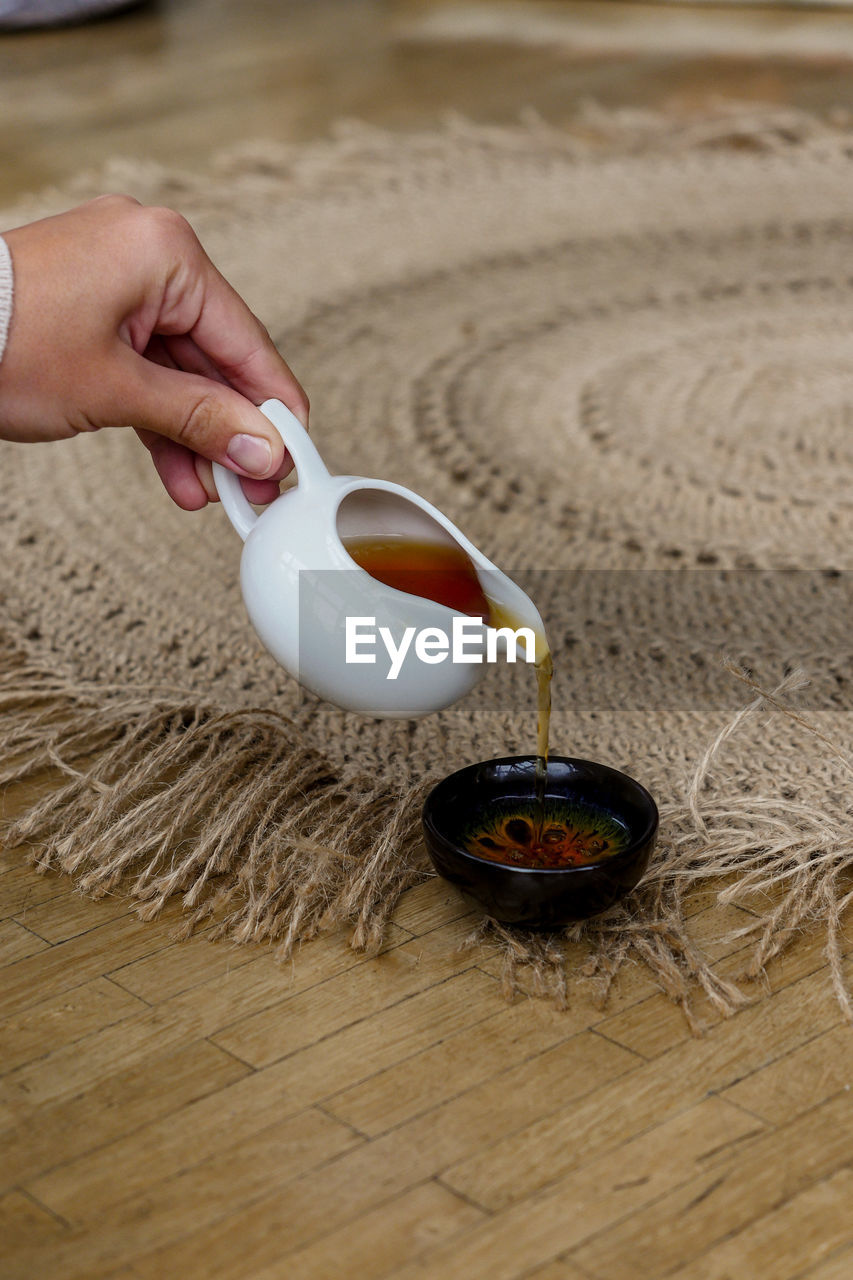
[2,2,853,1277]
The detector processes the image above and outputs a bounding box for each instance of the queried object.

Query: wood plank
[0,846,26,874]
[666,1167,853,1280]
[269,967,507,1106]
[442,961,841,1212]
[13,890,135,944]
[682,899,759,962]
[720,1022,853,1123]
[0,865,70,921]
[0,1187,67,1253]
[0,919,49,966]
[374,1025,636,1180]
[0,976,147,1076]
[27,967,505,1222]
[26,996,634,1229]
[389,877,476,935]
[108,928,273,1003]
[97,1030,649,1280]
[475,932,660,1019]
[594,924,840,1060]
[3,1039,249,1189]
[19,1107,361,1279]
[799,1246,853,1280]
[111,918,411,1006]
[323,996,601,1137]
[2,921,410,1107]
[251,1180,485,1280]
[569,1090,853,1280]
[0,913,186,1020]
[24,1057,335,1224]
[210,916,485,1069]
[521,1263,592,1280]
[377,1098,762,1280]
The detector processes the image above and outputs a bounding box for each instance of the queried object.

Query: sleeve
[0,235,13,365]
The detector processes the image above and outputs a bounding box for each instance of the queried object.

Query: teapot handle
[211,399,329,541]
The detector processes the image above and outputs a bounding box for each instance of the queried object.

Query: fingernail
[226,434,272,476]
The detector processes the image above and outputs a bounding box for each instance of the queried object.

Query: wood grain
[4,2,853,1276]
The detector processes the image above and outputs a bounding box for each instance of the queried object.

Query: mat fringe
[3,646,851,1027]
[461,666,853,1027]
[0,652,431,959]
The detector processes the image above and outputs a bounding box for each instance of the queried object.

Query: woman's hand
[0,195,309,509]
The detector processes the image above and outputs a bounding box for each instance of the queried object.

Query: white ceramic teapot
[212,399,547,718]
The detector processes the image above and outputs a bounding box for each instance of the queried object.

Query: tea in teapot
[341,532,554,785]
[212,400,551,723]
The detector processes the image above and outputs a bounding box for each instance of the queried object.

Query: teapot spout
[478,569,550,666]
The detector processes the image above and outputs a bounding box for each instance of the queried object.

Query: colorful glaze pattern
[463,802,629,870]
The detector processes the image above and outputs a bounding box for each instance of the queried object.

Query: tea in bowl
[422,756,658,928]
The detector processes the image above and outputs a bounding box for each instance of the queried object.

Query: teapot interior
[336,488,494,618]
[336,488,462,549]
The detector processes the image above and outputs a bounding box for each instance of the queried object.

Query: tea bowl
[422,756,658,928]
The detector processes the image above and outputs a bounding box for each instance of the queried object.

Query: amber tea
[343,534,554,782]
[343,535,492,619]
[464,801,629,871]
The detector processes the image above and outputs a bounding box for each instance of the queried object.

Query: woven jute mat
[3,106,853,1024]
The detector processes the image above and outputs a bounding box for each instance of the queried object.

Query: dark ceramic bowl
[422,756,658,928]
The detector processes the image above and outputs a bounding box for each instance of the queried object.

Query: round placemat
[3,109,852,1017]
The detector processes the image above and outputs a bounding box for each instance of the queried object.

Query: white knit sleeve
[0,236,13,365]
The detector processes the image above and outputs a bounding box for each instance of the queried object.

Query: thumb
[114,353,288,478]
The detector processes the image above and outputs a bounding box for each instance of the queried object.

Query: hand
[0,195,309,509]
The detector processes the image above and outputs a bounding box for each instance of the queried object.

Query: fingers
[147,333,230,387]
[153,229,310,427]
[236,474,285,504]
[143,334,179,372]
[117,348,293,481]
[193,454,218,502]
[132,208,308,506]
[192,454,284,504]
[136,430,209,510]
[192,278,310,426]
[136,431,285,509]
[193,454,284,505]
[137,335,292,507]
